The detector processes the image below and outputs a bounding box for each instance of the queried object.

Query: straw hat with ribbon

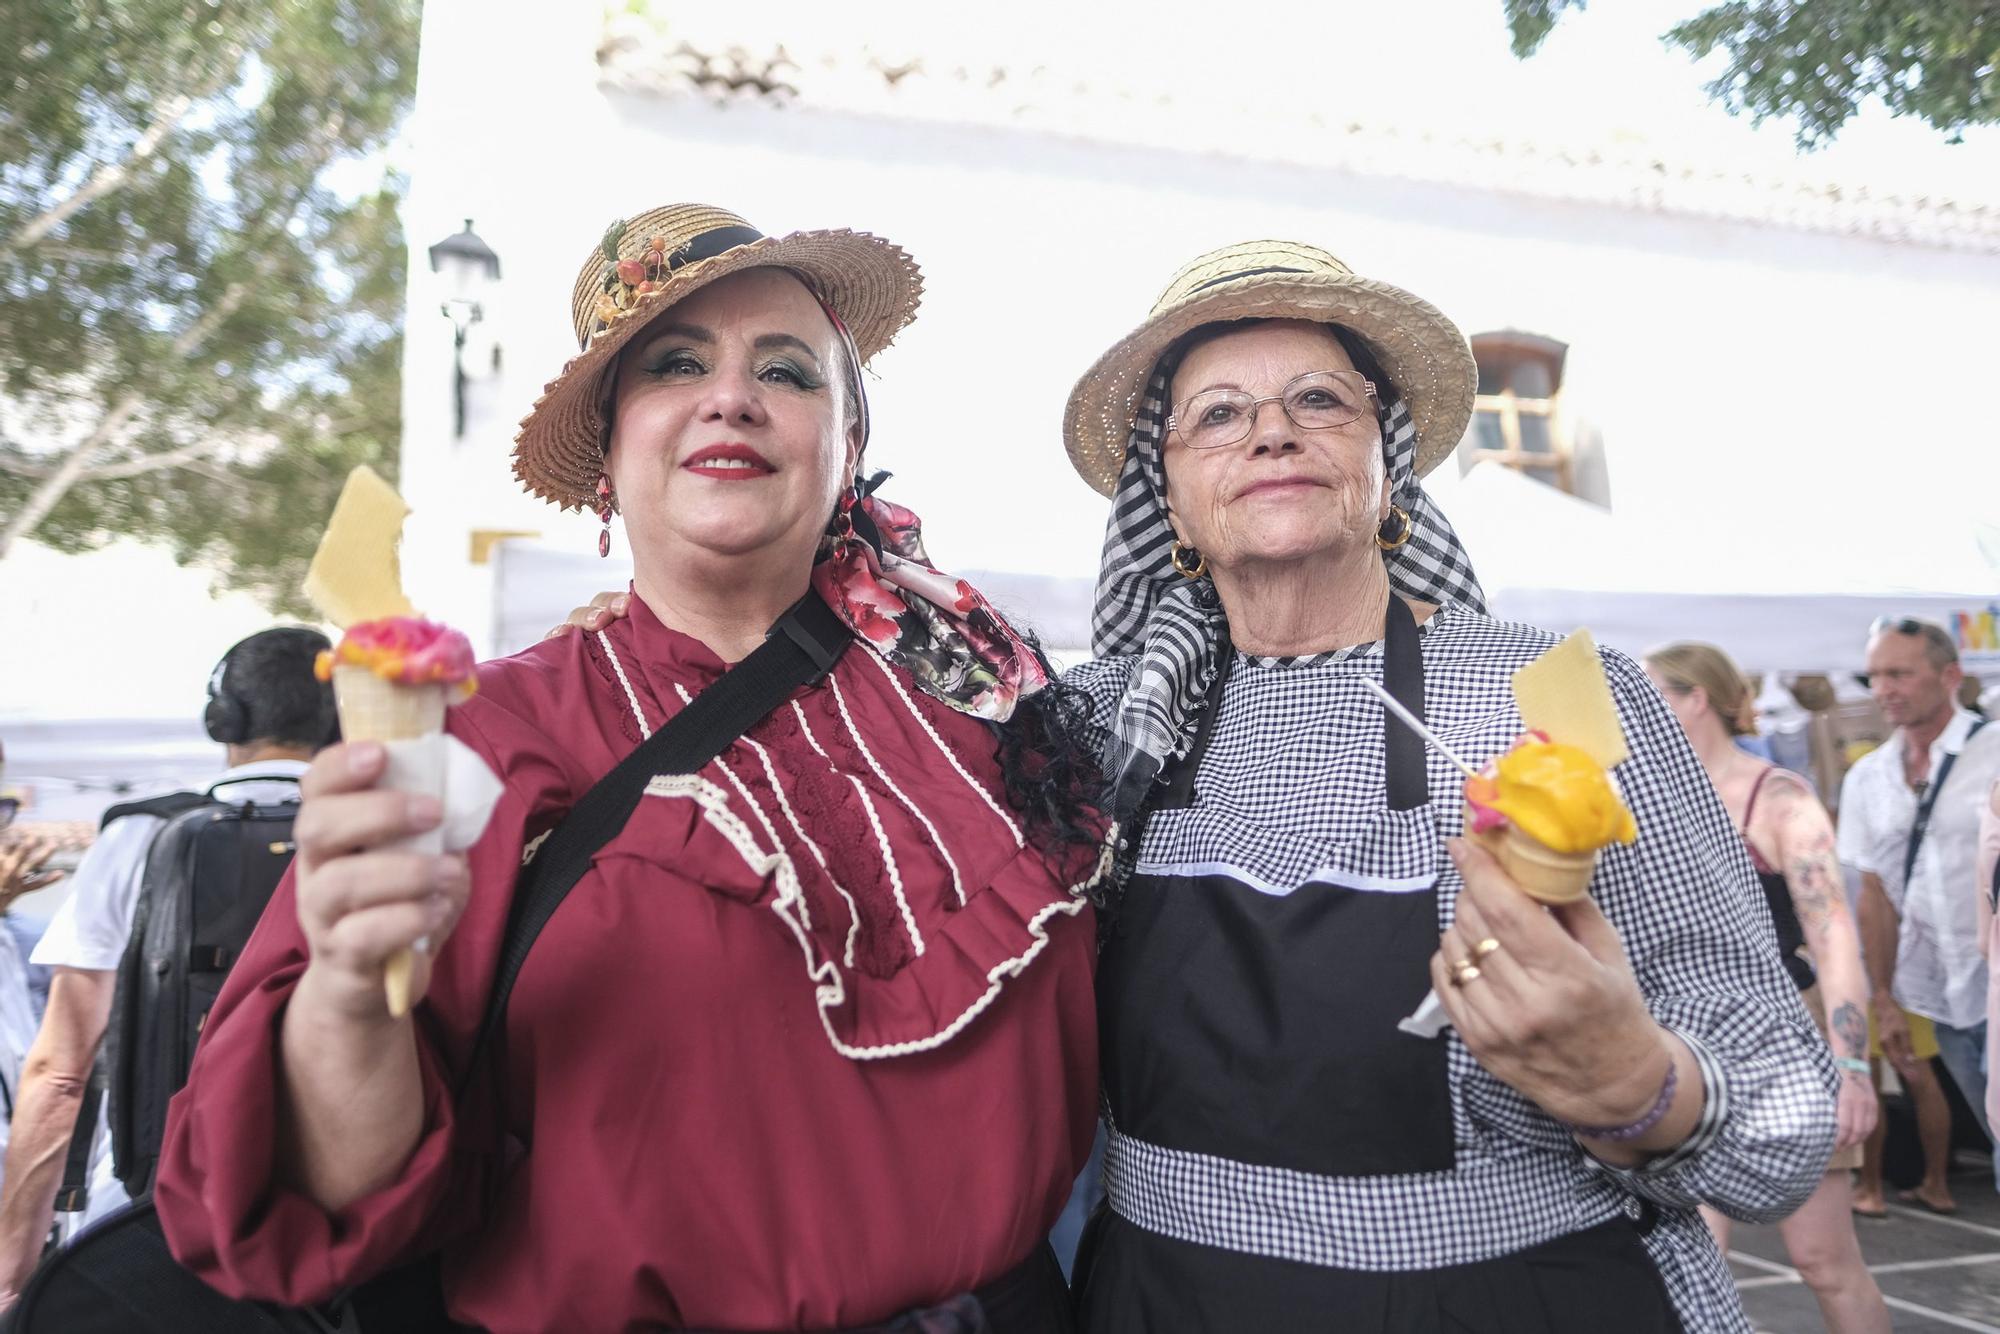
[513,203,923,512]
[1072,239,1489,819]
[1062,240,1475,496]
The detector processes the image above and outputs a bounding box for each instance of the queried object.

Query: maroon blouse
[154,595,1102,1332]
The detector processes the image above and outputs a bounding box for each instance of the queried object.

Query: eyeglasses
[1166,370,1378,451]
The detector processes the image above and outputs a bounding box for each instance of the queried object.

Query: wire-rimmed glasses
[1166,370,1378,450]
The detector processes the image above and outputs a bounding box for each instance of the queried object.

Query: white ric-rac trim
[1130,858,1436,897]
[855,647,1023,848]
[847,774,925,957]
[596,630,652,738]
[827,675,967,905]
[744,732,862,967]
[782,702,868,958]
[790,700,834,761]
[668,682,809,932]
[642,775,1111,1060]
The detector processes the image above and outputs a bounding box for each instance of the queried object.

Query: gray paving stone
[1728,1160,2000,1332]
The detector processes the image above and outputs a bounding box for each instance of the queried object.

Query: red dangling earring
[829,487,857,556]
[596,473,614,558]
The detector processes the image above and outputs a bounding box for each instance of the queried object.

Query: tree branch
[0,105,349,558]
[0,271,258,557]
[2,39,249,255]
[0,437,233,482]
[0,389,144,558]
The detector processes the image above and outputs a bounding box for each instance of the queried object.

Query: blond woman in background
[1644,642,1889,1334]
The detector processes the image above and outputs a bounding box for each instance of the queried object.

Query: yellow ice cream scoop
[1466,740,1638,855]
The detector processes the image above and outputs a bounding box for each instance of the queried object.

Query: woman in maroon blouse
[152,204,1108,1332]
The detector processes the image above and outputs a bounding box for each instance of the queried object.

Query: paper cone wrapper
[331,665,448,1017]
[331,665,447,741]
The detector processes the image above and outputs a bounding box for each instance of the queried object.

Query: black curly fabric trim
[977,638,1109,878]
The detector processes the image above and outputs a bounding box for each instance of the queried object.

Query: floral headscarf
[813,479,1051,723]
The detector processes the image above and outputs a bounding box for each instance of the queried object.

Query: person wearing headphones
[0,628,337,1306]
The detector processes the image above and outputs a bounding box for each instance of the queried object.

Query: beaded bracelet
[1561,1058,1679,1142]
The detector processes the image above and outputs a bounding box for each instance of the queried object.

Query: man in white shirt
[1839,617,2000,1191]
[0,628,335,1305]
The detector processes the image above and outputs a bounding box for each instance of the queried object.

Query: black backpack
[60,776,301,1212]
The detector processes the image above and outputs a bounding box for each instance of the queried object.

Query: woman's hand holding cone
[292,741,471,1022]
[1433,836,1688,1142]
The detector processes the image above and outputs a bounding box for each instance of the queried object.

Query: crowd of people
[0,205,1992,1333]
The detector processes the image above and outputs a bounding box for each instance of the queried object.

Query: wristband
[1836,1056,1872,1077]
[1562,1058,1678,1142]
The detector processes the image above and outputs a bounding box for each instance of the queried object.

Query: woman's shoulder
[1423,607,1562,669]
[1746,762,1822,821]
[466,630,589,717]
[1055,652,1138,735]
[1057,652,1138,701]
[450,628,624,767]
[1427,608,1656,695]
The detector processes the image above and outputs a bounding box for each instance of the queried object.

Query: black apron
[1074,598,1681,1334]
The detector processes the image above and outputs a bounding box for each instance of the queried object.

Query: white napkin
[1398,988,1452,1039]
[377,733,504,856]
[374,733,502,965]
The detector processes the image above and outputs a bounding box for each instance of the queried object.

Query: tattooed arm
[1759,772,1879,1149]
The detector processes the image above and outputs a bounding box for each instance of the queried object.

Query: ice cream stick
[1361,678,1479,780]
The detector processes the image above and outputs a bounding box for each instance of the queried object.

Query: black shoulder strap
[1904,717,1989,887]
[1382,596,1429,813]
[453,590,850,1096]
[54,1061,106,1214]
[98,791,207,833]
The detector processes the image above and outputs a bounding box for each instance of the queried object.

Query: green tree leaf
[0,0,420,610]
[1503,0,2000,148]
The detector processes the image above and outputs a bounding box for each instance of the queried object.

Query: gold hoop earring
[1375,504,1413,551]
[1170,540,1208,580]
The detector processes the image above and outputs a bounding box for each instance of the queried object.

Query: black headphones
[203,649,252,745]
[203,629,339,747]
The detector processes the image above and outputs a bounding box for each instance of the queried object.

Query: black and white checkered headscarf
[1092,353,1487,818]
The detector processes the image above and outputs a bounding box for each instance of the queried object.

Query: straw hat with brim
[513,203,924,512]
[1063,240,1476,497]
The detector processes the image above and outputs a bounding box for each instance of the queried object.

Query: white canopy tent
[488,541,1100,661]
[1445,463,2000,678]
[487,465,1999,681]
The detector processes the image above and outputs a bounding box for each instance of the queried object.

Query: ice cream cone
[330,666,447,741]
[1468,817,1598,904]
[1456,804,1592,908]
[330,665,447,1017]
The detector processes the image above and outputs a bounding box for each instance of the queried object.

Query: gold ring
[1473,938,1501,960]
[1450,958,1482,985]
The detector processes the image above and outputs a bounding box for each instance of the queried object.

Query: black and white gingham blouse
[1063,605,1838,1334]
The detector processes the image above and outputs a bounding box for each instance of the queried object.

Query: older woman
[1643,641,1886,1333]
[1057,243,1836,1332]
[150,205,1106,1332]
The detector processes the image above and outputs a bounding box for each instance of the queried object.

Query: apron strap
[1383,596,1429,812]
[1163,631,1233,810]
[1159,597,1429,813]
